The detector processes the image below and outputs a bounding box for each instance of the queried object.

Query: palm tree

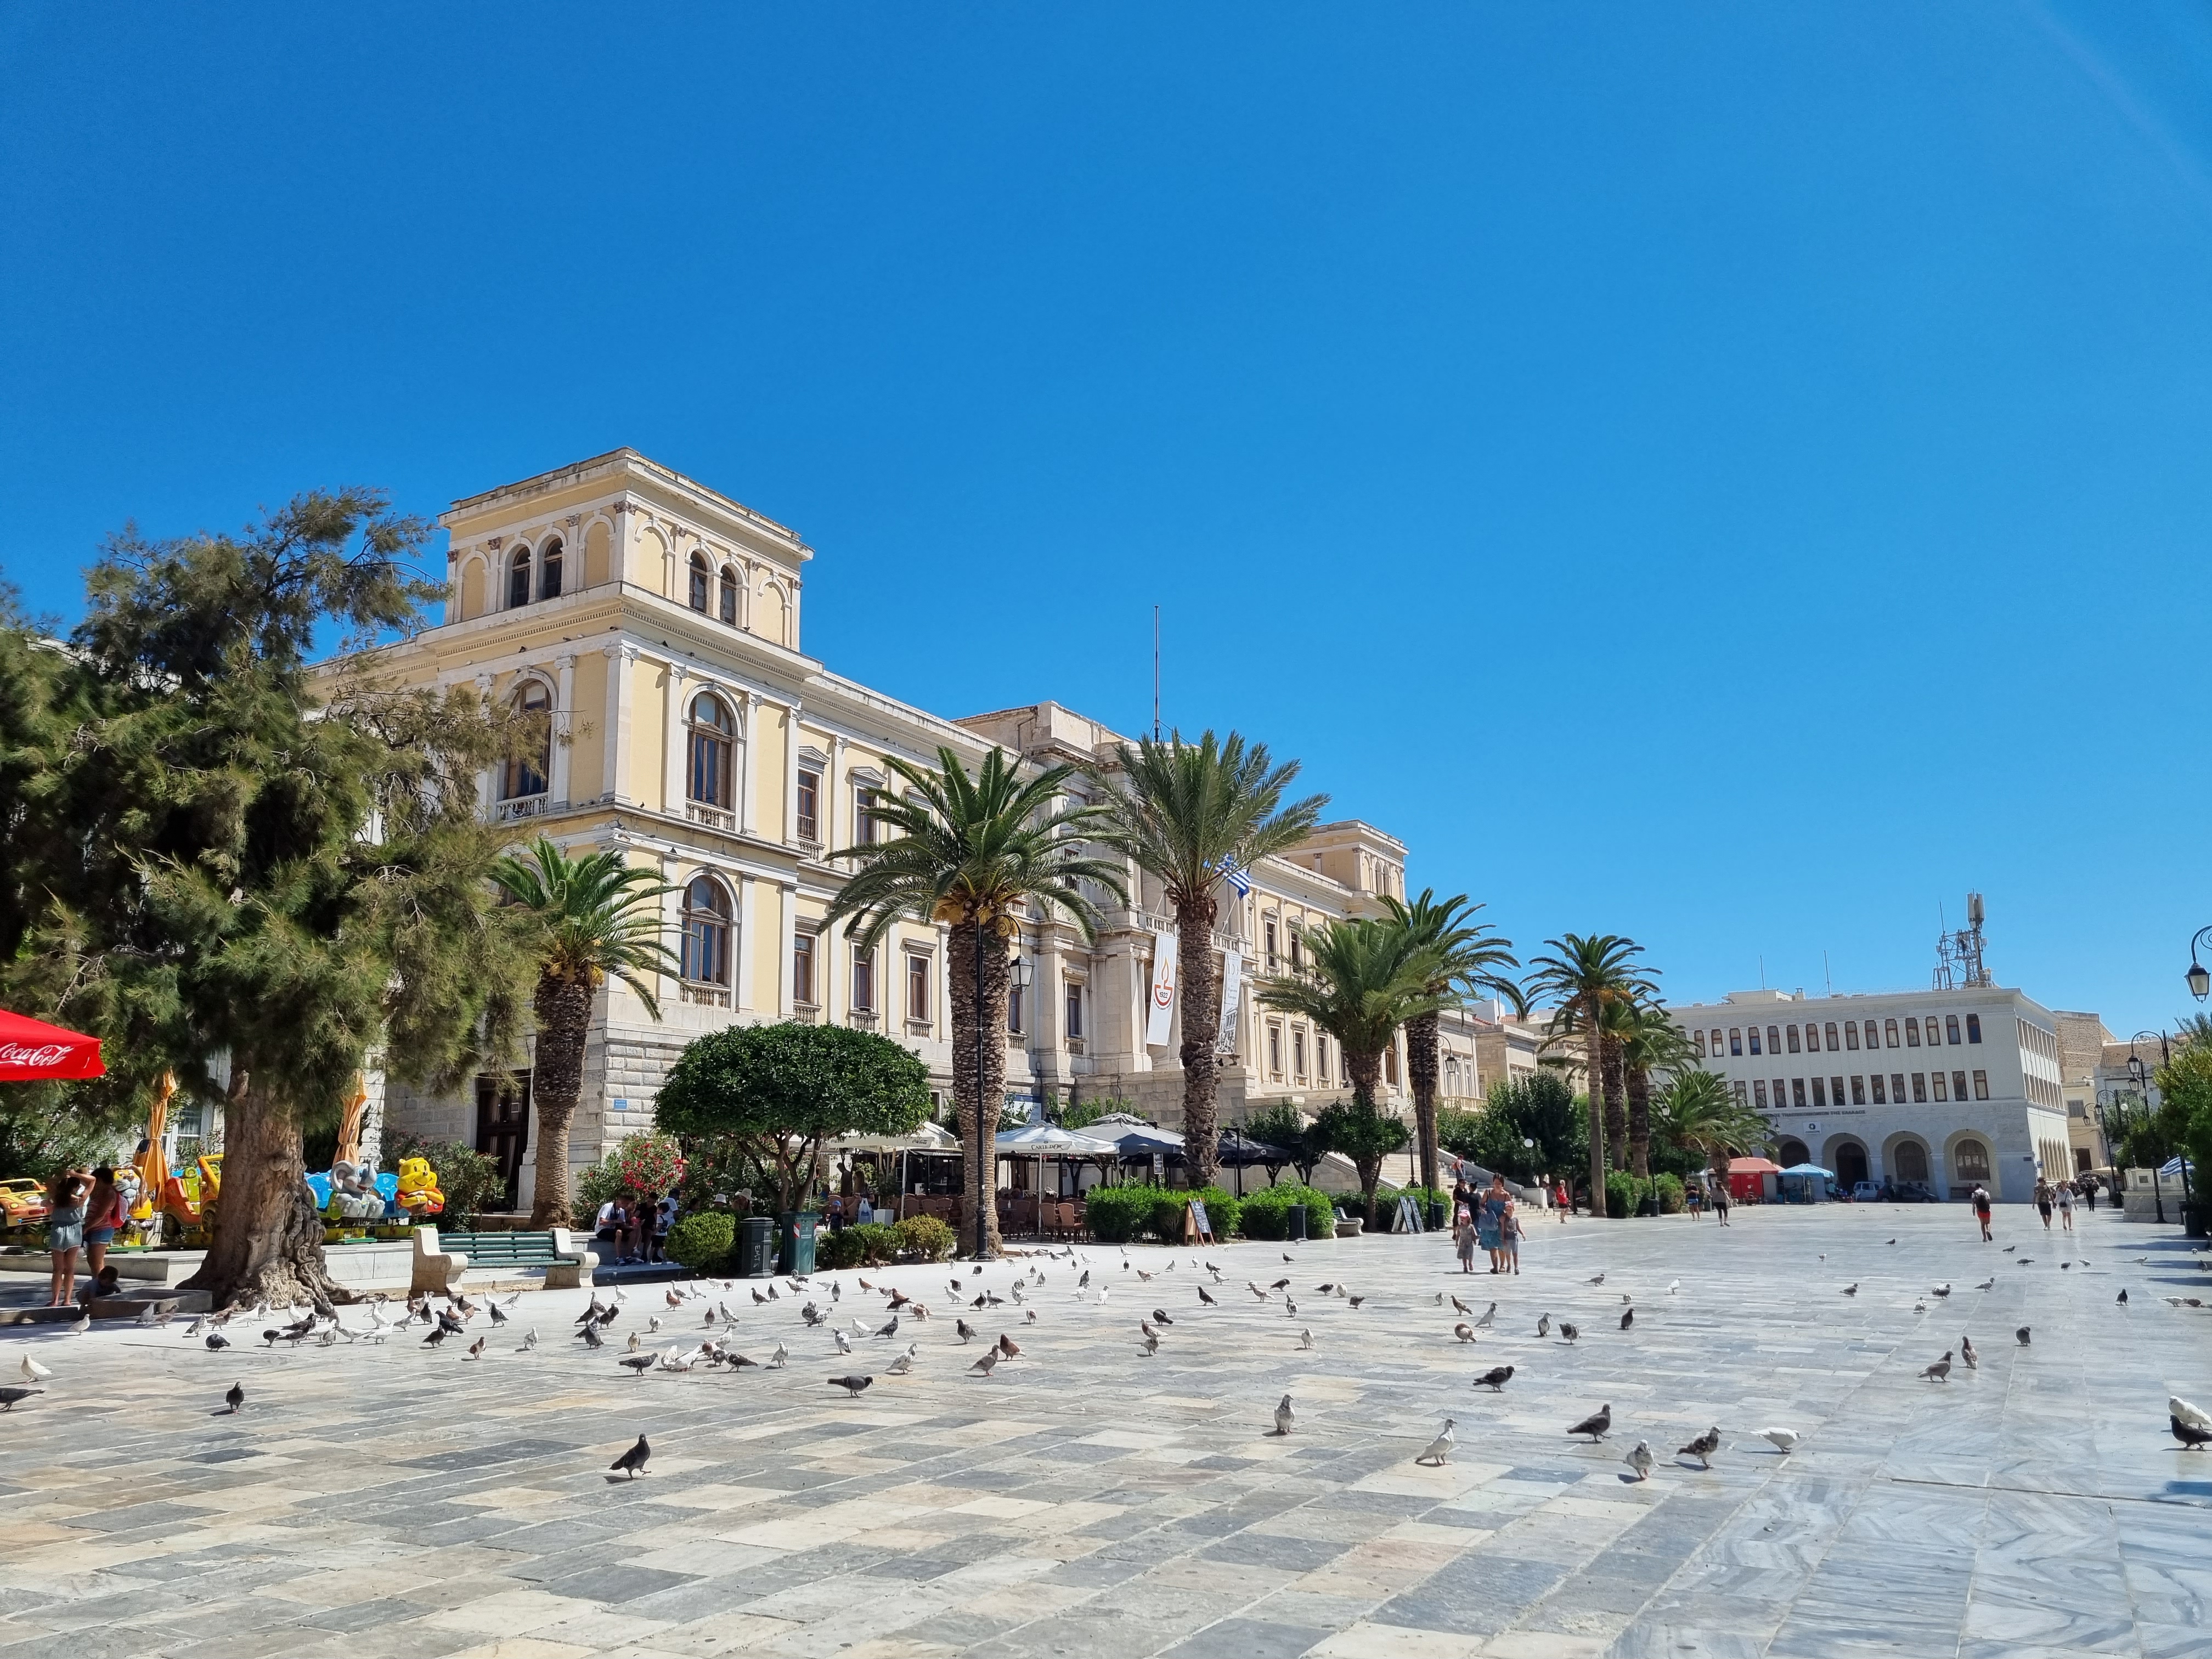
[1383,890,1523,1197]
[1257,917,1443,1221]
[1650,1068,1774,1182]
[490,838,678,1227]
[824,746,1126,1259]
[1523,935,1656,1215]
[1090,731,1326,1188]
[1618,1000,1696,1183]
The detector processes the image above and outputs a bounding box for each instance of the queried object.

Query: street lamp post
[2187,926,2212,1003]
[2127,1043,2166,1226]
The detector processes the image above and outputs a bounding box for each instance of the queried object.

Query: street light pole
[2186,926,2212,1003]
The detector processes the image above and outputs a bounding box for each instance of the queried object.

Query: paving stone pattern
[1,1206,2208,1658]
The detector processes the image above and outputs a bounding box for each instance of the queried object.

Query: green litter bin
[777,1210,818,1276]
[1285,1204,1307,1242]
[736,1216,776,1278]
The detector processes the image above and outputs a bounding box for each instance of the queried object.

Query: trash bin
[777,1210,818,1276]
[736,1216,775,1278]
[1285,1204,1307,1243]
[1427,1199,1448,1232]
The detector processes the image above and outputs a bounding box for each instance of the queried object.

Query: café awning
[0,1009,104,1081]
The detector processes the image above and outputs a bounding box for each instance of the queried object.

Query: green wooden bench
[411,1225,597,1293]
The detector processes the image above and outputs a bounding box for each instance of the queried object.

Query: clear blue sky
[5,4,2210,1037]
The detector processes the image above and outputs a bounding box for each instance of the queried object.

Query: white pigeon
[1415,1419,1457,1466]
[1667,1280,1681,1295]
[1297,1327,1315,1350]
[135,1305,159,1327]
[67,1311,90,1335]
[1474,1302,1496,1329]
[887,1350,915,1375]
[518,1328,539,1351]
[768,1342,788,1369]
[1624,1441,1655,1481]
[834,1330,853,1354]
[627,1331,642,1353]
[1273,1394,1296,1436]
[1096,1286,1109,1306]
[647,1315,663,1333]
[20,1356,51,1383]
[1761,1427,1800,1454]
[2174,1396,2212,1434]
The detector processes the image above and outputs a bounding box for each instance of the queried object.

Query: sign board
[1146,933,1178,1047]
[1395,1194,1424,1235]
[1216,948,1243,1056]
[1186,1198,1215,1246]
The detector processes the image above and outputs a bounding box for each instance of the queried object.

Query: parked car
[1886,1180,1942,1203]
[1850,1181,1882,1203]
[0,1177,52,1225]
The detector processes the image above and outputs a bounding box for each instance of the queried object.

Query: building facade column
[782,703,804,845]
[734,873,756,1013]
[779,880,799,1018]
[738,691,761,836]
[601,644,635,804]
[663,661,691,816]
[550,653,575,805]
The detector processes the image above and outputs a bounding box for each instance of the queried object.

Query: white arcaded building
[1670,986,2072,1203]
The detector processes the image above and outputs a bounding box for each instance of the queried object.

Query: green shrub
[1605,1170,1635,1220]
[1239,1184,1338,1240]
[815,1226,864,1269]
[1085,1184,1166,1244]
[665,1211,735,1273]
[893,1214,956,1262]
[848,1221,899,1264]
[1149,1184,1239,1242]
[1653,1173,1685,1216]
[386,1135,508,1226]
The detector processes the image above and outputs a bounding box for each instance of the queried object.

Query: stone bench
[411,1226,596,1293]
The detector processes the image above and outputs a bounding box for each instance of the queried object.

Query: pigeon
[1475,1302,1496,1329]
[1537,1313,1551,1339]
[1139,1330,1160,1357]
[206,1333,229,1351]
[2016,1327,2031,1346]
[2172,1415,2212,1450]
[1932,1284,1951,1299]
[2118,1289,2129,1306]
[1474,1365,1514,1392]
[183,1315,208,1338]
[996,1333,1021,1358]
[1622,1293,1633,1304]
[1560,1323,1580,1343]
[1624,1441,1655,1481]
[1449,1294,1471,1314]
[1272,1395,1296,1436]
[1914,1301,1927,1314]
[465,1337,486,1361]
[618,1353,655,1378]
[0,1386,43,1411]
[1620,1307,1634,1331]
[752,1288,768,1305]
[581,1323,605,1350]
[956,1319,977,1344]
[627,1331,643,1353]
[1921,1352,1953,1382]
[1886,1238,1897,1245]
[1284,1297,1297,1317]
[833,1330,853,1355]
[1415,1419,1457,1465]
[1270,1278,1290,1291]
[1974,1278,1994,1290]
[610,1435,651,1479]
[1348,1296,1367,1310]
[1587,1273,1606,1285]
[2061,1262,2072,1270]
[66,1311,90,1335]
[223,1382,245,1413]
[2173,1397,2212,1432]
[2004,1245,2016,1252]
[1296,1327,1315,1350]
[1678,1426,1721,1468]
[873,1317,900,1340]
[422,1327,448,1347]
[1666,1280,1680,1296]
[1842,1284,1858,1297]
[518,1328,540,1352]
[1455,1320,1479,1344]
[768,1343,788,1369]
[1761,1427,1800,1454]
[1568,1404,1612,1442]
[1198,1285,1217,1306]
[1152,1309,1173,1325]
[19,1357,50,1383]
[968,1348,1001,1378]
[1961,1336,1978,1369]
[828,1374,874,1397]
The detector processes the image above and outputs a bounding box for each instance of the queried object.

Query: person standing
[1973,1184,1994,1243]
[1686,1181,1704,1220]
[2057,1180,2074,1233]
[1553,1178,1570,1222]
[1502,1198,1523,1274]
[1479,1175,1509,1272]
[45,1171,89,1307]
[80,1166,127,1284]
[1453,1202,1477,1273]
[2084,1176,2098,1213]
[1713,1183,1731,1226]
[2034,1177,2054,1232]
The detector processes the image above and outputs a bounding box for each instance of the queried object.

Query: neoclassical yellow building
[376,450,1444,1210]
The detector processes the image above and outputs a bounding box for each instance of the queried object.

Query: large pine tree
[0,493,535,1308]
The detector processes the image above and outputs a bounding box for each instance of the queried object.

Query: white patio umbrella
[994,1124,1119,1235]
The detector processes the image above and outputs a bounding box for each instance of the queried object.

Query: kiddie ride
[144,1153,443,1245]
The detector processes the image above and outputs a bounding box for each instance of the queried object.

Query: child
[1502,1199,1523,1274]
[1454,1204,1477,1273]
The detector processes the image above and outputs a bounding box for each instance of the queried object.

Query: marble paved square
[3,1205,2209,1658]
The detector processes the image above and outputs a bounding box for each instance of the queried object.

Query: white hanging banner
[1216,948,1243,1055]
[1146,931,1178,1048]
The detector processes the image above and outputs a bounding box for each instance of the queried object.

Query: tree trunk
[527,970,596,1227]
[1406,1009,1441,1195]
[948,916,1009,1259]
[1627,1063,1651,1183]
[1600,1032,1628,1173]
[1585,1019,1607,1215]
[1346,1054,1386,1226]
[1175,890,1223,1189]
[180,1066,347,1311]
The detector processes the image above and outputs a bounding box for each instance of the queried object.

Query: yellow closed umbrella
[132,1072,175,1223]
[334,1073,369,1167]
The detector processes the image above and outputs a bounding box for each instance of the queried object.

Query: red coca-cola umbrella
[0,1009,105,1080]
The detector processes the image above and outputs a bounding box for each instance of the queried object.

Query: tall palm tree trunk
[949,917,1008,1258]
[1600,1033,1628,1175]
[1405,1009,1441,1194]
[528,972,596,1227]
[1584,1018,1606,1215]
[1626,1063,1651,1183]
[1175,891,1223,1189]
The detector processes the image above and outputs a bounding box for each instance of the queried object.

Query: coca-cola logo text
[0,1043,74,1068]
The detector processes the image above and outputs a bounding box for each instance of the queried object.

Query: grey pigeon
[581,1323,605,1349]
[618,1353,655,1378]
[1272,1395,1296,1436]
[767,1342,788,1369]
[1138,1330,1159,1356]
[1152,1309,1173,1325]
[1961,1336,1977,1369]
[2118,1289,2129,1306]
[205,1333,229,1351]
[0,1385,43,1411]
[887,1351,916,1375]
[828,1374,873,1397]
[1624,1440,1655,1481]
[2172,1415,2212,1450]
[1587,1273,1605,1285]
[1560,1323,1580,1342]
[1921,1352,1953,1382]
[1474,1302,1496,1329]
[1678,1426,1720,1468]
[1198,1285,1217,1306]
[1568,1404,1612,1442]
[610,1435,650,1478]
[873,1317,899,1339]
[956,1319,977,1343]
[1842,1284,1858,1296]
[1474,1365,1514,1392]
[1450,1295,1472,1316]
[1620,1307,1634,1330]
[1537,1313,1551,1339]
[968,1348,1001,1378]
[2016,1326,2030,1346]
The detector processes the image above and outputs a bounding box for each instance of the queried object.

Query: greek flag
[1221,859,1250,898]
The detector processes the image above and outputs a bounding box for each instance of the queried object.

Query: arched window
[538,537,563,601]
[719,565,738,625]
[681,876,731,984]
[1776,1137,1810,1166]
[1953,1138,1990,1181]
[687,693,733,809]
[1893,1141,1930,1183]
[507,547,533,610]
[688,552,710,612]
[502,681,551,800]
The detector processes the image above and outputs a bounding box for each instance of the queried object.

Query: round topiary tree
[654,1023,930,1219]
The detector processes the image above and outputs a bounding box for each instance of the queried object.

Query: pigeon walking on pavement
[1678,1426,1720,1468]
[1415,1419,1456,1466]
[1568,1404,1613,1442]
[1624,1441,1655,1481]
[1474,1365,1514,1392]
[610,1435,651,1479]
[1271,1395,1296,1436]
[1921,1352,1953,1382]
[1761,1427,1800,1454]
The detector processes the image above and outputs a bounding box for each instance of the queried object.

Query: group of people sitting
[592,1190,675,1265]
